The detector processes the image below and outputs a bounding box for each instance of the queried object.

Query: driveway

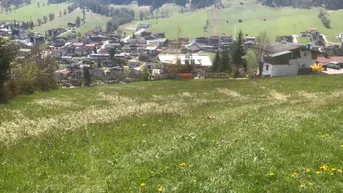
[322,68,343,75]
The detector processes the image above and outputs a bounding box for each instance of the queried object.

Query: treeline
[48,0,69,3]
[0,38,57,103]
[318,9,331,29]
[263,0,343,10]
[106,8,135,32]
[0,0,31,8]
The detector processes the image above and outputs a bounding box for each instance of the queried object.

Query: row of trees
[0,38,57,103]
[318,9,331,29]
[0,0,31,9]
[263,0,343,10]
[211,31,248,77]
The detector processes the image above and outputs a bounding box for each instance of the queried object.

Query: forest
[263,0,343,10]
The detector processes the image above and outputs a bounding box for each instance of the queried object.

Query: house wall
[271,64,298,77]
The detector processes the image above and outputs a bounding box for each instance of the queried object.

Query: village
[1,21,343,87]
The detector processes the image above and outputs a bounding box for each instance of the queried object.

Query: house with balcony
[262,42,320,77]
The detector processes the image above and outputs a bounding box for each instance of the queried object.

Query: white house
[158,54,212,67]
[262,42,319,77]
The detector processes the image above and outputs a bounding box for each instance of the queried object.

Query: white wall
[271,64,298,77]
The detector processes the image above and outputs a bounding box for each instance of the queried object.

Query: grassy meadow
[125,0,343,42]
[0,0,70,22]
[2,76,343,192]
[33,9,111,35]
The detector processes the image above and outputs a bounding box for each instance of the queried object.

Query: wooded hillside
[263,0,343,10]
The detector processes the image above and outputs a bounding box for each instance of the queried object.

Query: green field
[33,9,111,35]
[0,0,70,22]
[126,1,343,42]
[2,76,343,192]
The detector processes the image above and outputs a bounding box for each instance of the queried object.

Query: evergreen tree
[219,48,231,73]
[75,16,81,26]
[231,30,247,71]
[211,50,220,72]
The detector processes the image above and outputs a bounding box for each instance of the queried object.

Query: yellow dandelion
[308,182,313,186]
[311,63,324,73]
[337,169,342,173]
[316,171,321,175]
[193,179,196,183]
[179,162,186,167]
[269,172,275,176]
[300,184,305,189]
[331,168,336,172]
[306,168,311,173]
[340,144,343,148]
[291,172,297,177]
[330,172,335,176]
[320,164,328,171]
[158,184,162,192]
[140,183,145,187]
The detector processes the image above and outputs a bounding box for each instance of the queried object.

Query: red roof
[72,43,84,47]
[317,57,343,64]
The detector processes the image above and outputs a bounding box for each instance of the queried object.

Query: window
[266,65,269,70]
[303,52,307,57]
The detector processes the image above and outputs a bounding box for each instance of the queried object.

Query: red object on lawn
[178,73,193,79]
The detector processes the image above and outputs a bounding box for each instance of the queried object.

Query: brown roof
[317,56,343,64]
[268,42,304,54]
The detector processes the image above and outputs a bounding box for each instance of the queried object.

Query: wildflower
[291,172,297,177]
[338,169,342,173]
[269,172,275,177]
[306,168,311,173]
[316,171,321,175]
[331,168,336,172]
[140,183,145,187]
[308,182,313,186]
[179,162,186,167]
[320,164,328,171]
[330,172,335,176]
[193,179,196,183]
[340,144,343,148]
[300,184,305,189]
[158,184,162,192]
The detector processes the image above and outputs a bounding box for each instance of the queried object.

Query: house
[128,59,140,68]
[29,34,45,44]
[88,53,110,61]
[46,28,67,37]
[146,45,158,55]
[52,48,67,58]
[72,42,85,56]
[158,54,212,68]
[67,22,76,27]
[261,42,320,77]
[136,23,151,31]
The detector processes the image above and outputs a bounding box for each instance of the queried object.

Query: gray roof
[268,42,305,54]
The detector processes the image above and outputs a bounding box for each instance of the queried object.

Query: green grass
[123,0,343,42]
[2,76,343,192]
[0,0,70,22]
[33,9,111,35]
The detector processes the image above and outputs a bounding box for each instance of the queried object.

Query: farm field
[2,76,343,192]
[0,0,70,22]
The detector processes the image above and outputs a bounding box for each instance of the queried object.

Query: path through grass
[2,76,343,192]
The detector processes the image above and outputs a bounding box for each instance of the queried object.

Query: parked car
[327,62,341,69]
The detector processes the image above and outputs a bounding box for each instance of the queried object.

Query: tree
[75,16,81,26]
[211,51,221,72]
[132,32,136,39]
[231,30,247,72]
[37,2,40,7]
[49,13,55,21]
[0,38,16,103]
[253,31,271,76]
[77,32,82,38]
[219,48,231,73]
[59,10,62,17]
[83,66,91,87]
[82,8,86,22]
[37,18,42,26]
[43,16,48,23]
[63,9,67,15]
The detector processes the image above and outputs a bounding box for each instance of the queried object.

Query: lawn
[2,75,343,192]
[0,0,70,22]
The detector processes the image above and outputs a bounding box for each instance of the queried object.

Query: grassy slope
[124,0,343,42]
[0,0,70,22]
[34,9,111,35]
[2,76,343,192]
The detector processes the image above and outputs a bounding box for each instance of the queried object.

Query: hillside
[2,76,343,192]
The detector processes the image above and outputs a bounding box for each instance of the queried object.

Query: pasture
[2,76,343,192]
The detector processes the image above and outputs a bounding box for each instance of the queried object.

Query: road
[57,29,72,37]
[123,28,146,43]
[97,40,110,53]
